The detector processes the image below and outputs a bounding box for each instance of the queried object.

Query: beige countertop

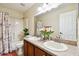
[24,37,79,56]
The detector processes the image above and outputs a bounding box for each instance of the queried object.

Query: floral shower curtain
[0,12,16,55]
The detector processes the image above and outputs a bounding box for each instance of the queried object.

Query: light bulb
[15,22,19,25]
[37,7,42,11]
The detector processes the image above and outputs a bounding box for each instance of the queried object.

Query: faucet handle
[56,34,62,39]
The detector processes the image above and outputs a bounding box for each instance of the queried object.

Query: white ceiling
[0,3,34,12]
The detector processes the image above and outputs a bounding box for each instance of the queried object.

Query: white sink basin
[43,41,68,51]
[25,35,41,41]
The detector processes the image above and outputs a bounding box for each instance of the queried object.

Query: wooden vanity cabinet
[24,40,34,56]
[24,40,28,56]
[24,40,53,56]
[35,47,46,56]
[27,42,34,56]
[46,53,52,56]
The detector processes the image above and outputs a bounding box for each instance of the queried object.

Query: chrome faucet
[56,32,63,43]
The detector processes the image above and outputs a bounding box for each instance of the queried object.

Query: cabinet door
[24,41,28,56]
[46,53,52,56]
[27,43,34,56]
[35,47,46,56]
[46,53,56,56]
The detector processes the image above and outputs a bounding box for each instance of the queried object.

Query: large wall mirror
[34,3,78,42]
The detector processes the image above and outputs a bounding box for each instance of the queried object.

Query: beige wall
[78,17,79,47]
[0,5,23,18]
[36,13,59,37]
[23,3,42,35]
[24,3,77,36]
[77,4,79,47]
[0,3,77,40]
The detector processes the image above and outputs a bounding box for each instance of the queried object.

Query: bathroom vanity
[24,40,53,56]
[23,3,79,56]
[24,37,79,56]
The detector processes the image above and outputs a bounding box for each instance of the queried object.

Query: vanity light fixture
[15,22,19,25]
[37,3,62,13]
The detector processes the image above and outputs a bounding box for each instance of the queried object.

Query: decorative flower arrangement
[40,26,54,40]
[23,28,29,37]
